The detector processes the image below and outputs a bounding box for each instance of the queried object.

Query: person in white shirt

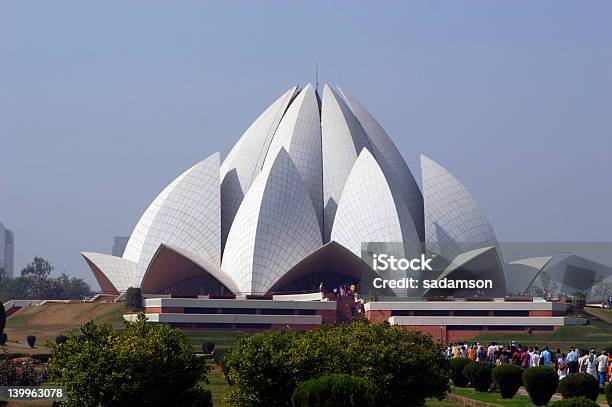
[527,347,535,367]
[596,351,608,385]
[585,352,598,379]
[557,354,568,380]
[531,350,541,367]
[487,343,496,363]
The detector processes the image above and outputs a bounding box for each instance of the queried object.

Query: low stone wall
[444,393,500,407]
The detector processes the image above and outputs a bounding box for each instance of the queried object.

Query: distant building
[0,222,14,278]
[112,236,130,257]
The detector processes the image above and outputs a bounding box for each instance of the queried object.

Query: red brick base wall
[364,310,392,323]
[146,307,184,313]
[397,325,556,344]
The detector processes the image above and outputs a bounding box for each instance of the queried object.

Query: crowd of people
[446,342,612,385]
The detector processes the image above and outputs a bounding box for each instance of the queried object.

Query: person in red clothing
[520,348,531,370]
[512,347,522,366]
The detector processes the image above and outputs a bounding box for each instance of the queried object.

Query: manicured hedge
[465,362,492,392]
[449,358,473,387]
[55,335,68,345]
[491,364,522,398]
[549,396,599,407]
[291,374,379,407]
[523,366,559,406]
[558,373,599,401]
[26,335,36,348]
[201,342,215,354]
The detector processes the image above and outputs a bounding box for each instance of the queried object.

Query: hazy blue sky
[1,1,611,288]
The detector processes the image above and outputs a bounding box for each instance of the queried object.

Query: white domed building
[82,83,507,298]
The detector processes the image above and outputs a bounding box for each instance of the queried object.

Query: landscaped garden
[2,299,612,406]
[469,311,612,352]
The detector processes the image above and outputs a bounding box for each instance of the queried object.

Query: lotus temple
[81,83,612,342]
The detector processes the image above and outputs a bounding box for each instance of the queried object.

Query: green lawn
[451,387,536,406]
[469,313,612,352]
[179,329,244,352]
[584,307,612,325]
[203,370,230,407]
[203,369,468,407]
[452,386,609,406]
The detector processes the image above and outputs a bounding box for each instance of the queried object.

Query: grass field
[181,329,244,352]
[3,302,126,353]
[585,307,612,325]
[203,370,470,407]
[451,387,535,406]
[469,311,612,352]
[4,303,244,354]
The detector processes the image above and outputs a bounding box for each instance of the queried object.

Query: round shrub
[450,358,473,387]
[549,396,599,407]
[523,366,559,406]
[605,381,612,406]
[492,364,522,398]
[55,335,68,345]
[201,341,215,354]
[26,335,36,348]
[47,314,209,407]
[558,373,599,401]
[291,374,379,407]
[466,362,493,392]
[225,319,449,407]
[463,361,477,386]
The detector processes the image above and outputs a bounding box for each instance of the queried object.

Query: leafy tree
[125,287,143,308]
[21,257,54,297]
[0,276,30,302]
[224,319,449,407]
[0,261,92,301]
[225,329,300,406]
[47,313,209,407]
[54,273,93,299]
[291,374,380,407]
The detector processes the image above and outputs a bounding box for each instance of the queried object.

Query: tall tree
[21,257,54,298]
